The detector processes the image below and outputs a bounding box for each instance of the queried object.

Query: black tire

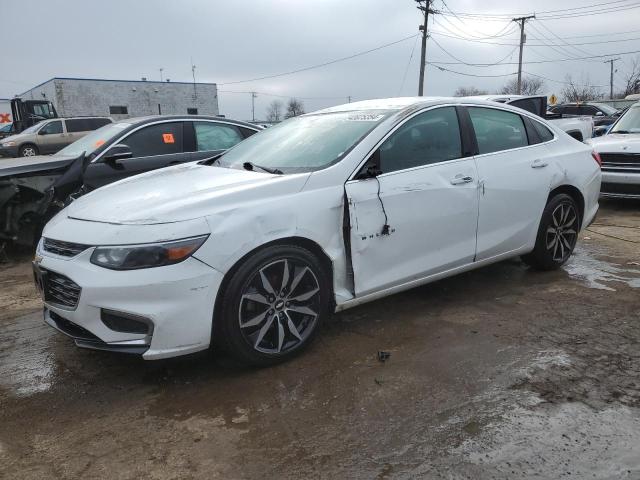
[522,193,580,271]
[19,144,38,157]
[215,245,331,366]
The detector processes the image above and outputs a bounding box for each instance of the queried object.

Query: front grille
[601,182,640,197]
[43,238,91,257]
[600,153,640,173]
[43,270,81,309]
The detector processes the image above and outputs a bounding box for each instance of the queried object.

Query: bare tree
[560,75,604,102]
[285,98,305,119]
[615,56,640,98]
[453,86,488,97]
[266,100,284,122]
[500,76,545,95]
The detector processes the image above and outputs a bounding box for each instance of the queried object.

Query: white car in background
[35,97,601,365]
[589,102,640,198]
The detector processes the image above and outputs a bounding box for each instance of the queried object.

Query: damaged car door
[345,106,479,296]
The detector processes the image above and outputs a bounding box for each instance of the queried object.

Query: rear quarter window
[532,121,554,142]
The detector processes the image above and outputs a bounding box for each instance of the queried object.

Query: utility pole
[416,0,437,96]
[159,68,164,82]
[251,92,257,122]
[604,58,621,99]
[513,15,535,95]
[191,60,197,99]
[347,95,352,103]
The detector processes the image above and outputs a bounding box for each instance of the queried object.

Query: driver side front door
[345,106,479,297]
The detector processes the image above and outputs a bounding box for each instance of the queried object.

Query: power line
[431,64,517,78]
[535,20,592,58]
[439,0,517,40]
[427,47,640,66]
[430,28,640,47]
[430,35,518,67]
[218,90,349,100]
[218,33,418,85]
[440,0,640,20]
[524,71,608,87]
[398,34,420,96]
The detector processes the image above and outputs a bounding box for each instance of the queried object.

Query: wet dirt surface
[0,199,639,479]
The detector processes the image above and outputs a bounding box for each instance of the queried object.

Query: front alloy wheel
[217,245,329,365]
[239,259,320,354]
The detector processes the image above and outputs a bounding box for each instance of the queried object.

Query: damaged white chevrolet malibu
[35,97,601,365]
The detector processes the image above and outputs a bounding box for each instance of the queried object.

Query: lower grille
[601,182,640,197]
[43,270,81,309]
[49,311,100,342]
[43,238,91,257]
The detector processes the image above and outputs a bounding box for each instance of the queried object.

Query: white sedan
[35,97,601,365]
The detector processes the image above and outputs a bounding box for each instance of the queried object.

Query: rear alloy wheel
[217,245,330,365]
[522,193,579,270]
[19,144,38,157]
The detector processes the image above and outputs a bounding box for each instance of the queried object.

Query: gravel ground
[0,198,638,479]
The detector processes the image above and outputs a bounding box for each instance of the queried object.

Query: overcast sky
[2,0,639,120]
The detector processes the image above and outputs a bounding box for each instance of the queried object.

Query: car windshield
[216,110,392,173]
[0,123,11,133]
[610,105,640,134]
[592,103,618,115]
[57,122,131,157]
[19,121,46,134]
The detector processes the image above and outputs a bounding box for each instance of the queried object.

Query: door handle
[451,174,473,185]
[531,159,548,168]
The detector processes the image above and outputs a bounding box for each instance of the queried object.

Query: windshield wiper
[611,130,631,134]
[243,161,283,175]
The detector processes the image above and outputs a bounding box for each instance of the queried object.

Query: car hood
[0,154,78,177]
[589,133,640,153]
[65,162,311,225]
[1,132,29,144]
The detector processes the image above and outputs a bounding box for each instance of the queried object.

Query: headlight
[90,235,208,270]
[2,141,16,147]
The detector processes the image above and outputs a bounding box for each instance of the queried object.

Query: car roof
[313,96,533,116]
[114,115,261,130]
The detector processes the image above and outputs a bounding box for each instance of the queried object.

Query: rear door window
[122,122,184,157]
[65,119,90,133]
[194,122,244,151]
[468,107,528,154]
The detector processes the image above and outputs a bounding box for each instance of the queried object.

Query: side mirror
[103,144,133,163]
[595,111,604,117]
[593,126,608,137]
[38,129,48,136]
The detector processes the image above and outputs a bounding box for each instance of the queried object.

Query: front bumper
[36,246,224,360]
[0,144,18,157]
[601,171,640,198]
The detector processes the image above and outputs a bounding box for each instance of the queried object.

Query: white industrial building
[19,77,219,120]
